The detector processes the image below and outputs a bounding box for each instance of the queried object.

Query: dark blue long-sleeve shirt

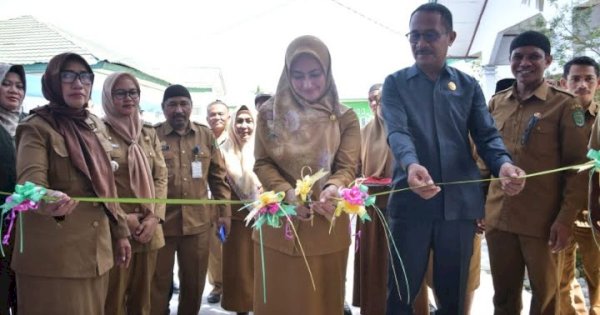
[381,64,512,220]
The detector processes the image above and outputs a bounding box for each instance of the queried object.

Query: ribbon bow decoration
[0,181,47,256]
[334,184,373,223]
[243,191,296,229]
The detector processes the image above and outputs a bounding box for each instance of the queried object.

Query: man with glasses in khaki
[381,3,525,314]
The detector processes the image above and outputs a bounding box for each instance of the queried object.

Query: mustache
[415,49,433,55]
[172,113,187,119]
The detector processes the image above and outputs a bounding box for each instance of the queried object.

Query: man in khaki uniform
[486,31,589,315]
[151,85,231,315]
[559,56,600,315]
[205,99,230,304]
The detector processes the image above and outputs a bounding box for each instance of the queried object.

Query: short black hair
[509,30,550,56]
[410,3,453,32]
[563,56,600,78]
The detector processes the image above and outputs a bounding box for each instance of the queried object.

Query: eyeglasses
[405,31,446,44]
[112,89,140,100]
[60,71,94,85]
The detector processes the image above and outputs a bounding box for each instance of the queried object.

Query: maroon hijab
[32,53,120,220]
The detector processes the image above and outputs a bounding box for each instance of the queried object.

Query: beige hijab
[361,85,393,178]
[102,72,155,214]
[221,105,261,199]
[257,35,348,195]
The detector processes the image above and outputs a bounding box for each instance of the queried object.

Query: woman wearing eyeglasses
[101,72,167,315]
[13,53,131,315]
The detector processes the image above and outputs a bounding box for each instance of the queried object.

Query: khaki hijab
[361,86,393,178]
[221,105,260,199]
[102,72,156,215]
[257,35,348,195]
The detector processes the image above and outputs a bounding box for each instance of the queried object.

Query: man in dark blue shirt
[381,3,525,314]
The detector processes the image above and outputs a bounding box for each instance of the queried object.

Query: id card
[191,161,203,178]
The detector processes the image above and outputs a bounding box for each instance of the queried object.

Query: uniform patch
[573,108,585,127]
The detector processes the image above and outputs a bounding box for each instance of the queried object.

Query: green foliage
[537,0,600,67]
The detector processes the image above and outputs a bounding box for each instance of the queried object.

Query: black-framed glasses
[112,89,140,100]
[405,31,446,44]
[60,71,94,85]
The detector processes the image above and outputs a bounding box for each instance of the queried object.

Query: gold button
[329,115,336,121]
[92,221,99,227]
[183,178,188,181]
[182,150,186,154]
[145,136,150,141]
[448,81,456,91]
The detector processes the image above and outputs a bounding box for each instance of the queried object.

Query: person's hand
[283,188,312,221]
[134,215,159,244]
[40,189,79,216]
[407,164,440,199]
[114,237,131,268]
[295,204,313,221]
[498,163,526,196]
[217,216,231,239]
[126,213,142,233]
[548,221,572,253]
[476,219,485,234]
[284,188,297,205]
[311,185,338,221]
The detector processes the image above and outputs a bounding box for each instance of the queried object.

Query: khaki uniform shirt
[486,83,589,238]
[106,122,168,251]
[13,113,129,278]
[253,109,361,256]
[155,121,231,237]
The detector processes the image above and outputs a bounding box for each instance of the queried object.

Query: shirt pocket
[527,120,557,157]
[49,138,73,187]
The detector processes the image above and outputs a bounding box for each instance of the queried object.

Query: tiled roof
[0,15,98,65]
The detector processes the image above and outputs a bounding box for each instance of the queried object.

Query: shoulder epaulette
[192,121,210,129]
[549,85,576,98]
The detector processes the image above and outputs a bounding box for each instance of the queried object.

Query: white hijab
[220,105,261,199]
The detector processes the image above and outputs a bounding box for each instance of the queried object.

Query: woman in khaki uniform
[102,72,168,315]
[221,105,260,315]
[352,83,392,315]
[253,35,361,315]
[13,53,131,315]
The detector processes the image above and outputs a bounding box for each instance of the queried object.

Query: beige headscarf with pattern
[256,35,349,196]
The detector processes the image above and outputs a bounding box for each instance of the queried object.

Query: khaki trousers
[150,231,210,315]
[486,229,561,315]
[105,250,158,315]
[207,222,222,294]
[559,225,600,315]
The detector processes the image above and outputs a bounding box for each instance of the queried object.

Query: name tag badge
[191,161,203,179]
